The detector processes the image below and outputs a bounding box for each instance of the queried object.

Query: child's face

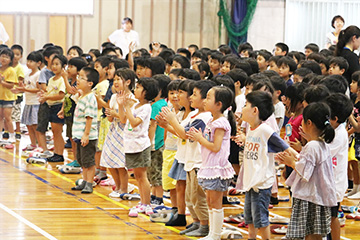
[134,83,145,100]
[115,49,122,59]
[241,101,256,123]
[245,84,253,96]
[269,60,279,72]
[240,50,249,58]
[190,88,204,109]
[304,49,313,58]
[350,80,359,94]
[320,63,328,75]
[89,52,97,62]
[209,58,220,73]
[77,70,91,91]
[144,67,153,77]
[26,60,39,71]
[278,64,291,79]
[0,54,11,67]
[171,60,182,70]
[329,64,343,75]
[94,62,107,78]
[122,21,132,32]
[136,65,146,79]
[107,63,116,80]
[168,90,179,106]
[256,55,268,71]
[204,89,217,112]
[220,61,231,75]
[168,73,178,81]
[293,74,303,83]
[12,49,22,64]
[51,58,63,74]
[191,57,201,68]
[113,75,125,92]
[178,89,189,107]
[67,49,79,60]
[274,47,286,56]
[67,64,78,77]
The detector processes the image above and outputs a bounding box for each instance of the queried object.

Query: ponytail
[322,122,335,144]
[335,26,360,56]
[228,104,237,136]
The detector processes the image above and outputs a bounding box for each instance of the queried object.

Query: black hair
[352,71,360,86]
[246,58,259,74]
[95,56,111,68]
[42,46,61,66]
[331,15,345,28]
[188,44,199,50]
[54,45,64,55]
[179,68,201,80]
[245,72,268,87]
[252,79,275,95]
[210,52,223,62]
[226,68,247,88]
[277,56,297,72]
[219,45,232,55]
[137,77,160,101]
[68,57,87,71]
[326,93,353,124]
[199,47,211,61]
[212,86,237,135]
[193,80,216,99]
[82,67,99,88]
[145,56,166,75]
[335,25,360,56]
[176,48,191,59]
[257,49,272,61]
[67,45,83,56]
[270,75,286,100]
[211,75,235,94]
[246,91,274,121]
[329,56,349,71]
[115,68,136,91]
[307,53,325,63]
[275,42,289,55]
[288,51,301,64]
[221,55,239,67]
[158,49,175,65]
[114,46,123,56]
[237,42,253,54]
[268,55,282,65]
[172,54,190,69]
[101,47,117,56]
[262,70,280,78]
[285,82,308,112]
[300,60,322,75]
[101,42,115,49]
[178,79,195,97]
[303,102,335,143]
[195,60,212,79]
[191,50,204,60]
[319,57,330,71]
[89,49,100,58]
[42,43,54,49]
[304,85,330,104]
[27,51,43,63]
[169,68,182,79]
[111,58,130,69]
[305,43,319,53]
[11,44,23,55]
[122,17,133,25]
[236,59,253,76]
[167,79,181,92]
[81,54,93,64]
[305,73,324,85]
[153,74,171,98]
[320,75,347,94]
[319,49,333,58]
[294,67,313,78]
[52,54,68,67]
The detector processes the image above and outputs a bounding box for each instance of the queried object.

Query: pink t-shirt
[285,114,303,143]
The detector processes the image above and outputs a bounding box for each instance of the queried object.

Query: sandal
[227,197,240,204]
[237,222,248,228]
[269,215,290,224]
[220,227,243,239]
[271,225,287,234]
[150,210,174,223]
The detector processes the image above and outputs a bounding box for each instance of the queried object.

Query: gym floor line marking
[0,149,196,239]
[11,208,125,211]
[0,202,58,240]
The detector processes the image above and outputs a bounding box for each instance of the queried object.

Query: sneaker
[15,133,21,140]
[42,151,54,158]
[8,136,16,143]
[2,132,9,139]
[66,160,81,167]
[129,207,139,217]
[144,205,154,215]
[64,139,72,148]
[339,217,345,227]
[22,144,37,151]
[47,154,64,162]
[109,191,121,198]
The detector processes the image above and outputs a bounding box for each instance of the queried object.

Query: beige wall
[0,0,222,61]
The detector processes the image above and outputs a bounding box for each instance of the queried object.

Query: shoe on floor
[109,191,121,198]
[15,133,21,140]
[64,139,72,148]
[47,154,64,162]
[2,132,9,139]
[348,191,360,199]
[129,207,139,217]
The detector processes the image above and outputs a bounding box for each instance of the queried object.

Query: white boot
[347,184,360,197]
[212,208,224,240]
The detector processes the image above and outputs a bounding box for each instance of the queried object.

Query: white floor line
[0,203,57,240]
[11,208,124,211]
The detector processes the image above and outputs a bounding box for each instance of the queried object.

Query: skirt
[168,158,187,181]
[21,104,40,125]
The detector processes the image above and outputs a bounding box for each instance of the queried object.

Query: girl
[187,86,236,240]
[67,45,83,61]
[193,60,213,80]
[18,51,42,151]
[117,77,159,217]
[0,48,17,143]
[277,102,337,240]
[38,54,67,162]
[102,69,136,198]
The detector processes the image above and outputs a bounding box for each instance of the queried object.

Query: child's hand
[105,108,116,118]
[276,151,296,169]
[61,69,68,79]
[68,86,78,95]
[232,133,246,146]
[186,127,202,142]
[10,88,20,94]
[234,112,242,124]
[129,41,136,52]
[57,109,64,119]
[155,114,168,129]
[289,138,302,152]
[160,107,177,123]
[298,126,309,141]
[116,91,126,106]
[81,134,89,147]
[38,92,47,104]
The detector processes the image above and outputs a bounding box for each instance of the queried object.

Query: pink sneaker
[128,207,138,217]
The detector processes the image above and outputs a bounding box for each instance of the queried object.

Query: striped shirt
[72,92,98,140]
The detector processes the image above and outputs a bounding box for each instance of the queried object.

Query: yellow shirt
[93,79,109,121]
[13,63,25,98]
[46,76,66,106]
[0,67,18,101]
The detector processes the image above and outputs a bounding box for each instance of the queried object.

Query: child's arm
[155,114,179,137]
[187,127,225,153]
[160,107,187,139]
[127,41,136,70]
[149,119,157,143]
[81,116,93,147]
[39,91,65,103]
[95,93,108,109]
[348,115,360,132]
[57,102,65,119]
[124,104,142,128]
[0,76,15,89]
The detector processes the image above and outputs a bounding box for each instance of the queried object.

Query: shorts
[76,139,96,168]
[11,102,21,122]
[36,102,50,133]
[330,202,341,218]
[65,118,73,139]
[125,146,151,169]
[0,100,14,108]
[21,105,39,125]
[168,158,187,181]
[198,177,232,192]
[147,146,164,187]
[97,118,111,152]
[244,187,272,228]
[49,104,64,124]
[162,149,177,190]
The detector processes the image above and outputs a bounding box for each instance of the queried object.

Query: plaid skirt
[286,198,331,239]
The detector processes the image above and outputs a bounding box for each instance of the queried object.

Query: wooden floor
[0,137,359,240]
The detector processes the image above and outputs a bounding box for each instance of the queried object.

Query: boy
[329,56,349,76]
[268,56,281,73]
[209,52,223,76]
[304,43,320,58]
[274,42,289,56]
[71,67,99,194]
[220,56,239,75]
[238,42,253,58]
[256,50,272,72]
[239,91,290,240]
[148,74,170,205]
[277,56,297,87]
[293,67,312,83]
[171,55,190,70]
[326,93,353,239]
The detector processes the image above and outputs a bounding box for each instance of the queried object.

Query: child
[67,46,83,60]
[18,51,42,150]
[277,102,337,239]
[268,55,281,73]
[10,44,25,140]
[171,55,190,70]
[209,52,223,76]
[117,77,159,217]
[256,50,272,72]
[326,93,353,239]
[304,43,319,58]
[102,68,136,197]
[0,48,17,143]
[274,42,289,56]
[148,74,170,205]
[38,55,68,162]
[71,67,99,193]
[329,56,348,76]
[269,76,286,129]
[277,56,297,87]
[193,60,212,80]
[187,86,236,240]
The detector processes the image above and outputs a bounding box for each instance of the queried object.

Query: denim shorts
[244,187,272,228]
[0,100,14,108]
[198,177,232,192]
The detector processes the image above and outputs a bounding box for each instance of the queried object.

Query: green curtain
[218,0,258,51]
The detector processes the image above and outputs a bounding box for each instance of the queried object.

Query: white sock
[208,209,213,237]
[212,208,224,240]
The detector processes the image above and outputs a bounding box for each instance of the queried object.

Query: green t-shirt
[151,98,167,150]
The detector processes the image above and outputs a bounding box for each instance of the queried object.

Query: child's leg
[0,108,4,138]
[70,137,77,160]
[166,180,186,226]
[37,132,48,151]
[27,125,38,146]
[330,216,340,240]
[169,188,177,208]
[118,168,128,193]
[305,234,322,240]
[3,107,14,133]
[51,122,64,155]
[258,226,270,240]
[133,167,151,205]
[348,160,360,195]
[207,190,224,238]
[109,168,121,191]
[83,166,96,183]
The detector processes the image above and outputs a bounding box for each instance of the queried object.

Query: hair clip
[324,120,330,126]
[227,106,232,111]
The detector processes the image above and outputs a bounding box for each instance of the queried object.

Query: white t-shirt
[274,101,285,130]
[24,71,40,105]
[165,110,183,151]
[235,93,246,113]
[328,124,348,202]
[175,110,196,164]
[108,29,140,58]
[0,22,9,43]
[124,103,151,153]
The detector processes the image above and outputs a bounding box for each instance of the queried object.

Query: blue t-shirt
[151,99,167,150]
[38,67,55,85]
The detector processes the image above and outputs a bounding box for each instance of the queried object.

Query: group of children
[0,24,360,240]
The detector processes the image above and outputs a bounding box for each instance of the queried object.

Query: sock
[166,213,186,226]
[212,208,224,239]
[155,197,163,205]
[222,196,230,204]
[72,180,86,190]
[81,181,93,193]
[97,170,107,179]
[348,180,354,189]
[208,209,214,238]
[151,195,156,202]
[95,168,100,176]
[179,221,200,235]
[185,224,209,237]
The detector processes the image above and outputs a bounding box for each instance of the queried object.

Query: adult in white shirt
[107,17,140,59]
[326,15,345,49]
[0,22,9,44]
